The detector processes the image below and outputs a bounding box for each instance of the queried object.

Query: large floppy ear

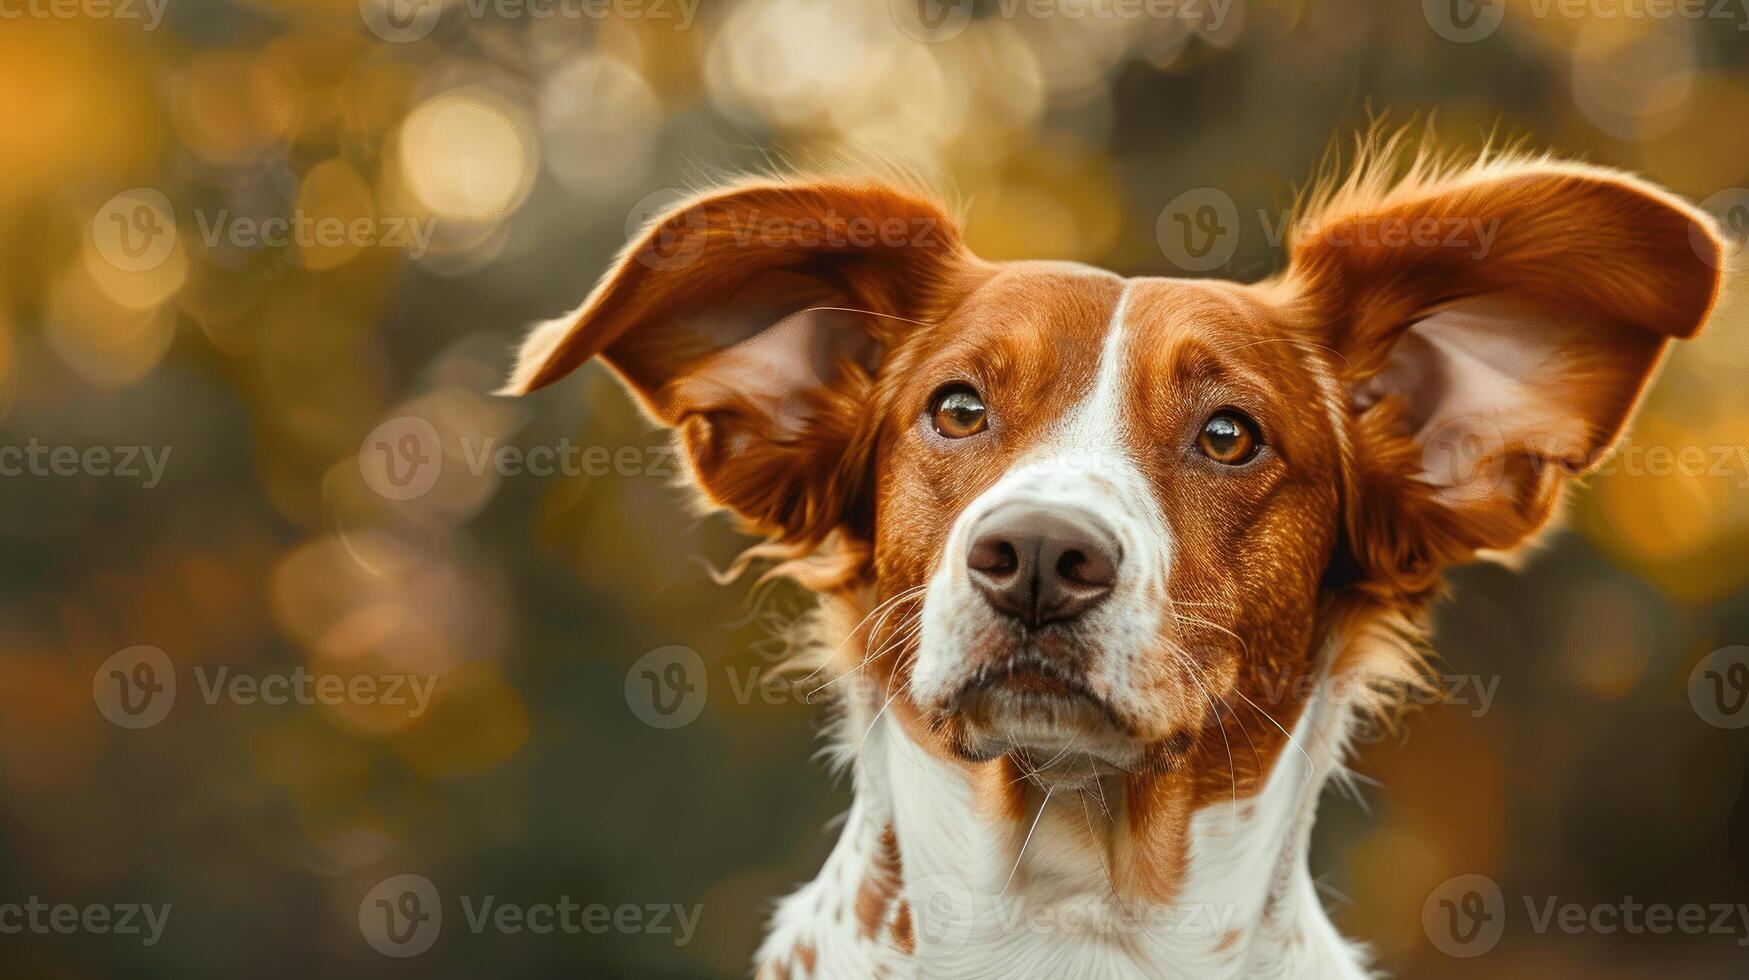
[1286,156,1726,595]
[500,178,978,546]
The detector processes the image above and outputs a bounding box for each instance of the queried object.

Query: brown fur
[507,137,1725,950]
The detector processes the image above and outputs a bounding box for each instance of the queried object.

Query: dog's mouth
[941,652,1141,772]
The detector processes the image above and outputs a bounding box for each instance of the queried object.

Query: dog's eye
[930,384,987,438]
[1196,410,1260,465]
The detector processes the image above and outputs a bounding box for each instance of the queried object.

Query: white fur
[756,645,1376,978]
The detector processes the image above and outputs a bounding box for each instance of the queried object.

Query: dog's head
[506,156,1722,827]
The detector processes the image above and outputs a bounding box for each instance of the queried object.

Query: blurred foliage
[0,0,1747,976]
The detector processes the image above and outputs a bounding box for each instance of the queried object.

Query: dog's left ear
[501,179,979,546]
[1287,160,1726,593]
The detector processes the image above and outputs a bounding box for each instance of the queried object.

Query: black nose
[966,503,1121,627]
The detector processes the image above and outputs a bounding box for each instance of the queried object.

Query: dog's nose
[966,503,1121,627]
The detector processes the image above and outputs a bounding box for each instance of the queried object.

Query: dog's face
[507,163,1722,834]
[874,269,1342,773]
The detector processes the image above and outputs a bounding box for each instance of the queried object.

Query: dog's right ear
[501,179,982,546]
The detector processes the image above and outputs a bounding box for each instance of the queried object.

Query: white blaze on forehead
[1014,281,1170,591]
[954,278,1171,568]
[1050,280,1138,455]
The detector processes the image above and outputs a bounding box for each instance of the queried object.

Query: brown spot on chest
[891,900,914,953]
[855,824,905,940]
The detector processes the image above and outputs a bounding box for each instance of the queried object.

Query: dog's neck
[754,640,1376,979]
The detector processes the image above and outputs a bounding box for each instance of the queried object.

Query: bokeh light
[1,2,1745,978]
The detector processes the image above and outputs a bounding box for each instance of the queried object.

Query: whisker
[803,590,927,699]
[798,305,940,329]
[1170,612,1251,654]
[797,584,928,684]
[1224,336,1352,369]
[1176,648,1239,828]
[1002,784,1053,895]
[1009,732,1083,786]
[1232,687,1317,785]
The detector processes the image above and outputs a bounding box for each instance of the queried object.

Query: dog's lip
[946,654,1131,733]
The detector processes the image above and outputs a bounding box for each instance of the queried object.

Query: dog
[502,140,1725,977]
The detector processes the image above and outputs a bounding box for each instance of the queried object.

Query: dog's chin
[941,662,1144,777]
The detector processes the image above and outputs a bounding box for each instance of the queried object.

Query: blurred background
[1,0,1747,976]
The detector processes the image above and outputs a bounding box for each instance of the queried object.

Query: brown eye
[1197,410,1260,465]
[930,384,987,438]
